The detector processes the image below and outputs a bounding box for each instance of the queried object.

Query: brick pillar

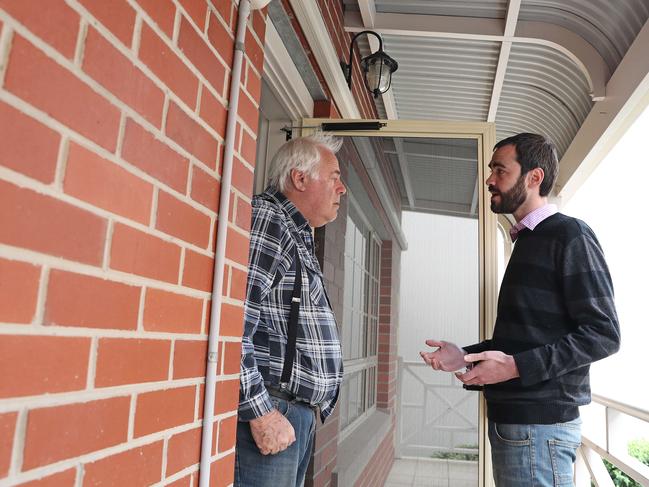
[377,241,399,414]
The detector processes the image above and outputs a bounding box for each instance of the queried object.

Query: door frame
[301,118,498,487]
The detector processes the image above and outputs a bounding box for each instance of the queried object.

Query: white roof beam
[393,138,416,207]
[344,11,608,101]
[357,0,399,120]
[487,0,521,122]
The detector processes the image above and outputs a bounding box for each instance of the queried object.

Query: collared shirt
[509,203,558,242]
[239,187,343,422]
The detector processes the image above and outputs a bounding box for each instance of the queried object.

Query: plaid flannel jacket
[238,187,343,422]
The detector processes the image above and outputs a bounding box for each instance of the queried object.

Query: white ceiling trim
[263,21,314,120]
[344,11,608,101]
[288,0,360,118]
[393,138,415,207]
[487,0,520,122]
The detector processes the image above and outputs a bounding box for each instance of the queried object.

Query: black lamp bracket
[342,30,384,88]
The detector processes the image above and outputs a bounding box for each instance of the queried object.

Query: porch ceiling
[342,0,649,209]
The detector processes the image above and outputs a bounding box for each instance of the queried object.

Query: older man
[235,134,346,487]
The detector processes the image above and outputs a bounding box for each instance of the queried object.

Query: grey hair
[267,133,343,192]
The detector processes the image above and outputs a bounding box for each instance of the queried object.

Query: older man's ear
[289,169,308,192]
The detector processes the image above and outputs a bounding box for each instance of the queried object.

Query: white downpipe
[198,0,269,484]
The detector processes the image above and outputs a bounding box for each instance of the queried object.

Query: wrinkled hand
[249,409,296,455]
[420,339,467,372]
[455,351,519,386]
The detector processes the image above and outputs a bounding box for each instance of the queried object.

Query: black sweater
[465,213,620,424]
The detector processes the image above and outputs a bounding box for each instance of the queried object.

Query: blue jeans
[235,397,316,487]
[488,417,582,487]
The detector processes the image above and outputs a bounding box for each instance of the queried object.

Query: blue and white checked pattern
[238,188,343,423]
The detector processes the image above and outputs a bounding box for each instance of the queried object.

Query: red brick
[214,379,238,415]
[178,0,208,29]
[64,143,152,224]
[0,0,79,58]
[221,341,241,375]
[19,469,77,487]
[210,452,235,487]
[139,23,198,108]
[190,164,220,212]
[83,441,163,486]
[173,339,208,379]
[95,338,170,387]
[136,0,176,38]
[178,17,225,93]
[219,303,244,338]
[166,101,218,168]
[207,12,233,66]
[143,288,203,333]
[110,223,181,283]
[234,196,252,232]
[246,66,261,103]
[237,88,258,133]
[0,180,106,265]
[121,119,189,193]
[244,28,264,69]
[156,191,211,248]
[225,227,249,267]
[45,270,140,330]
[83,27,164,126]
[238,129,257,169]
[0,258,40,324]
[166,427,201,476]
[182,249,214,292]
[23,397,130,469]
[0,101,60,183]
[229,266,247,301]
[0,335,90,398]
[217,415,237,454]
[199,86,227,137]
[4,36,120,151]
[166,475,192,487]
[77,0,135,47]
[251,9,267,43]
[0,412,17,477]
[212,0,232,27]
[133,386,195,437]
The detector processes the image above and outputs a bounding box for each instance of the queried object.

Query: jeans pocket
[549,439,580,486]
[493,423,531,446]
[270,397,291,417]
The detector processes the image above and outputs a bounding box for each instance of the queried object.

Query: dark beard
[489,175,527,214]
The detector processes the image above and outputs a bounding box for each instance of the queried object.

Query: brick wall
[0,1,265,485]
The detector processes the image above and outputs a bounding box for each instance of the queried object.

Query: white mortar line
[33,266,50,326]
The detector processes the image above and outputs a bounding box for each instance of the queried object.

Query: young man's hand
[454,351,519,386]
[249,409,296,455]
[420,339,468,372]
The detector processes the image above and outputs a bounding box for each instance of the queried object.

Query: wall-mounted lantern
[341,30,398,98]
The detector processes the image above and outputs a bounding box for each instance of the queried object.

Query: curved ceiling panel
[496,42,593,155]
[519,0,649,74]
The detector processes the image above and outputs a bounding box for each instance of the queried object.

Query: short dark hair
[494,133,559,197]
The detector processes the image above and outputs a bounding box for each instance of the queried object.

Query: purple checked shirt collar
[509,203,558,242]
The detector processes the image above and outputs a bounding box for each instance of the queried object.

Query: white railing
[576,394,649,487]
[396,358,479,458]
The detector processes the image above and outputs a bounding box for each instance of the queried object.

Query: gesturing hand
[420,339,467,372]
[249,409,296,455]
[454,351,520,386]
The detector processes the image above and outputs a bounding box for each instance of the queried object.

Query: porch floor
[385,458,478,487]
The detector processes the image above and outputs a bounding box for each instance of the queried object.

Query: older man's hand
[249,409,296,455]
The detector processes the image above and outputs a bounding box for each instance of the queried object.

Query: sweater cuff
[513,349,545,386]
